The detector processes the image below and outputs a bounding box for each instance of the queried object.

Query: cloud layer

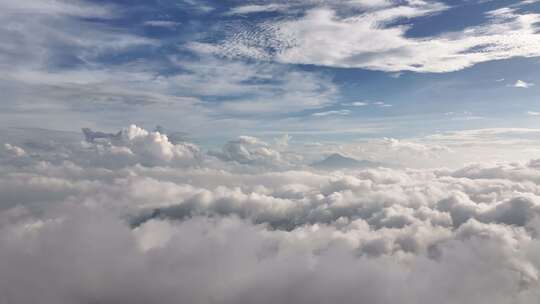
[2,125,540,303]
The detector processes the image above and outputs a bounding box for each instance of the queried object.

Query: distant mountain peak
[325,153,352,160]
[311,153,384,169]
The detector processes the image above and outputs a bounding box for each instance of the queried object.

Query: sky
[2,0,540,144]
[4,1,540,303]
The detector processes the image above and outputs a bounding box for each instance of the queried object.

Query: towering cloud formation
[1,125,540,303]
[81,125,201,167]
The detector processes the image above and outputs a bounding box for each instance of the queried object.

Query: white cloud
[0,0,154,70]
[2,126,540,303]
[80,125,201,167]
[143,20,181,28]
[527,111,540,116]
[3,143,26,157]
[213,3,540,73]
[208,135,301,168]
[0,0,114,18]
[381,137,451,154]
[514,80,535,88]
[181,0,214,13]
[373,101,392,107]
[170,54,338,114]
[520,0,540,5]
[344,101,369,107]
[313,109,351,116]
[226,4,289,15]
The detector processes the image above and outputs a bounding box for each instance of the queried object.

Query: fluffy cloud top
[81,125,201,167]
[2,125,540,303]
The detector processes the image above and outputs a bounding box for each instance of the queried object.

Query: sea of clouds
[2,125,540,303]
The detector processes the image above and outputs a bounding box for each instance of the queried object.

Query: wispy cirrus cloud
[344,101,369,107]
[225,3,289,15]
[312,109,351,117]
[211,2,540,73]
[0,0,342,132]
[143,20,181,28]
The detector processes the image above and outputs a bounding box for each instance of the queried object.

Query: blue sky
[1,0,540,145]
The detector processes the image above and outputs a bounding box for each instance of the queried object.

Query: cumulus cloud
[208,135,301,168]
[2,125,540,303]
[80,125,201,167]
